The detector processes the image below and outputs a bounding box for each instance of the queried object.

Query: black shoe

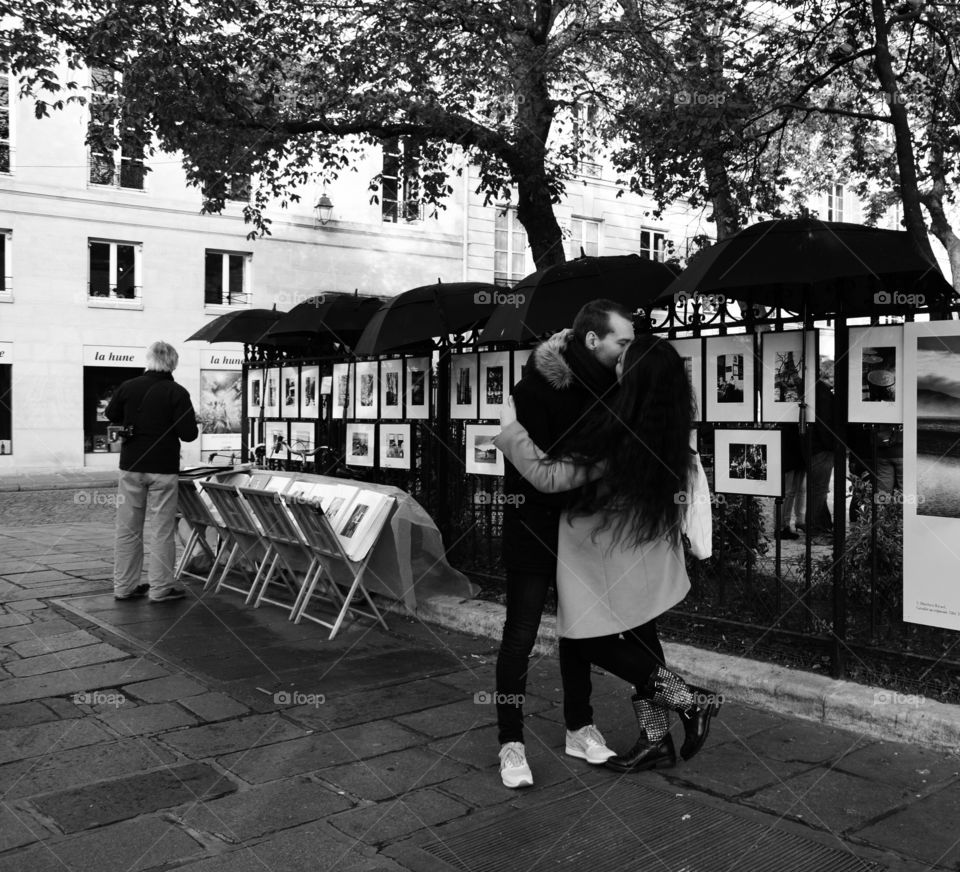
[115,583,149,601]
[779,527,799,540]
[677,688,722,761]
[604,733,676,773]
[149,588,187,603]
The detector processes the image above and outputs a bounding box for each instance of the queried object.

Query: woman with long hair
[494,334,720,772]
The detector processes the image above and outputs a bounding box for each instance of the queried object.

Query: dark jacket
[105,371,199,474]
[502,338,618,572]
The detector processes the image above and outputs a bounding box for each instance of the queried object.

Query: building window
[203,173,252,203]
[640,228,668,262]
[567,218,600,258]
[0,74,10,174]
[494,207,533,287]
[88,240,141,300]
[204,250,249,306]
[382,137,421,223]
[573,100,601,179]
[88,67,147,190]
[827,183,845,222]
[0,231,10,297]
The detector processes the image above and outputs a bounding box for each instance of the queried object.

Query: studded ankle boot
[604,695,676,773]
[646,665,722,761]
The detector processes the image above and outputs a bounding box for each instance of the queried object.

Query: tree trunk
[703,151,741,240]
[870,0,937,262]
[515,170,566,269]
[920,142,960,292]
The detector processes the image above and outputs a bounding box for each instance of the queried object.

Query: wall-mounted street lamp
[315,193,334,226]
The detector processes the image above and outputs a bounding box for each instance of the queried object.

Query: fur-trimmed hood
[530,338,575,390]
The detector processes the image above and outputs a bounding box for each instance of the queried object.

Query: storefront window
[83,366,130,453]
[0,364,11,454]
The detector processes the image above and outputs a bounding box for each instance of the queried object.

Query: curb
[0,477,119,493]
[415,593,960,753]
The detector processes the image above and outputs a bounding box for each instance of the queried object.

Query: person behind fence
[494,334,721,773]
[495,299,634,789]
[106,341,199,603]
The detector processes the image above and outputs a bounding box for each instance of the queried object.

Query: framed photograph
[479,351,510,420]
[760,330,818,424]
[281,366,299,418]
[714,428,782,497]
[264,421,289,460]
[300,365,320,420]
[465,423,504,476]
[264,368,281,418]
[354,360,379,420]
[405,356,431,420]
[345,422,376,467]
[289,422,316,458]
[331,362,354,420]
[379,423,412,470]
[450,353,479,420]
[848,325,903,424]
[705,335,756,423]
[669,338,703,423]
[513,349,533,386]
[247,369,263,418]
[380,358,403,420]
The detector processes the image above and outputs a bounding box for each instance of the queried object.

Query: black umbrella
[659,219,955,316]
[185,307,283,344]
[258,293,383,350]
[354,281,503,355]
[479,254,679,343]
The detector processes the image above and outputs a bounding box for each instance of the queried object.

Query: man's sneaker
[565,724,617,764]
[114,583,149,601]
[498,741,533,788]
[149,588,187,603]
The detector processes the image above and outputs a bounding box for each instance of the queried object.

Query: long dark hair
[563,334,695,548]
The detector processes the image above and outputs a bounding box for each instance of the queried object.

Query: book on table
[333,490,395,562]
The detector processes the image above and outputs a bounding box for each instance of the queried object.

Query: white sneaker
[499,741,533,788]
[565,724,617,764]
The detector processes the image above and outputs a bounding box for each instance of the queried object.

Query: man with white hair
[106,341,199,602]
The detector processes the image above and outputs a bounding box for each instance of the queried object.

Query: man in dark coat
[106,341,199,603]
[496,300,634,788]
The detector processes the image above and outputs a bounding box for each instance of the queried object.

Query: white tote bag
[682,453,713,560]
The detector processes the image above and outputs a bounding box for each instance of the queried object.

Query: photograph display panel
[331,362,354,419]
[289,422,316,457]
[264,368,281,417]
[380,358,403,419]
[450,353,479,420]
[669,338,703,423]
[281,366,299,418]
[713,428,782,497]
[345,422,376,467]
[300,366,320,420]
[465,423,504,476]
[247,369,263,417]
[379,423,412,470]
[848,325,903,424]
[479,351,510,419]
[513,349,533,386]
[405,356,431,420]
[903,321,960,630]
[705,335,756,423]
[760,331,817,424]
[354,360,379,420]
[264,421,289,460]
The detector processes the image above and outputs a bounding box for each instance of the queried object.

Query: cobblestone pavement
[0,507,959,870]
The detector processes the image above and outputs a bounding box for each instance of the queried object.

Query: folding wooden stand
[174,479,223,586]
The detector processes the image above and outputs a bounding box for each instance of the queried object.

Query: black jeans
[495,569,593,745]
[562,621,665,695]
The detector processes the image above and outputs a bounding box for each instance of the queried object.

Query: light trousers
[114,471,179,597]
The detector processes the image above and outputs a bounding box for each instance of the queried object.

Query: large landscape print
[916,335,960,519]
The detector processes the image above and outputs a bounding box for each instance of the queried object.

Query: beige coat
[493,421,691,639]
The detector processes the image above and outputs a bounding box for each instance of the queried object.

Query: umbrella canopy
[479,255,679,344]
[258,293,383,349]
[659,219,955,316]
[186,308,283,344]
[354,281,502,355]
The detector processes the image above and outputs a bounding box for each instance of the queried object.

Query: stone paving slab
[0,804,54,852]
[0,717,112,765]
[5,640,129,676]
[0,657,169,705]
[122,673,208,702]
[28,761,237,833]
[317,747,473,801]
[179,691,251,721]
[329,786,471,845]
[0,699,72,730]
[95,700,199,736]
[157,712,312,759]
[8,628,102,658]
